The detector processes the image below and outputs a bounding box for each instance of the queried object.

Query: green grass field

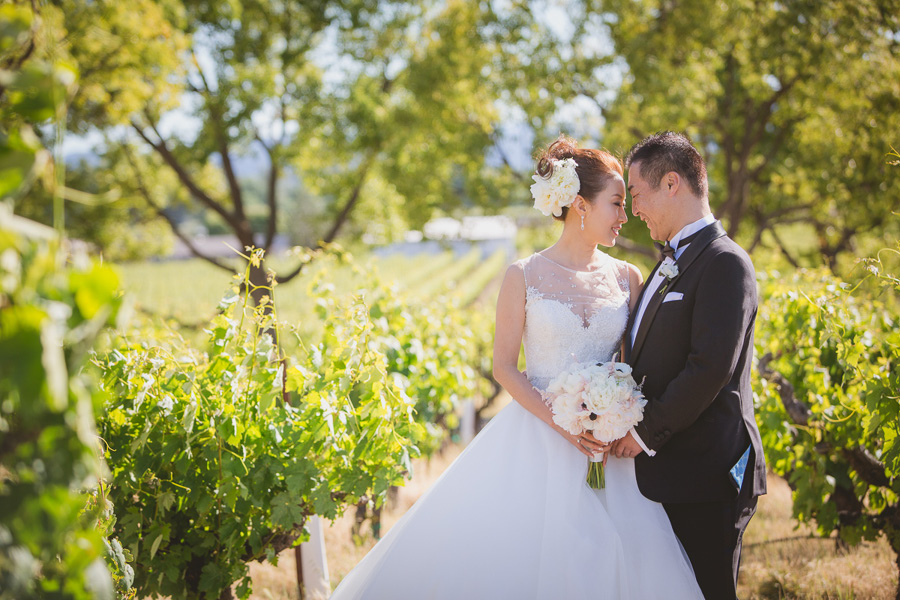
[116,247,507,331]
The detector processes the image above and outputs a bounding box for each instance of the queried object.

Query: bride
[329,136,703,599]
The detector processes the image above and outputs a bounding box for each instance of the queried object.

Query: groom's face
[628,162,670,242]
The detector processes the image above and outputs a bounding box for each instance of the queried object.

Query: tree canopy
[598,0,900,267]
[9,0,900,273]
[26,0,616,297]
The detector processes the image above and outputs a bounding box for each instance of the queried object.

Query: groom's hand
[610,431,644,459]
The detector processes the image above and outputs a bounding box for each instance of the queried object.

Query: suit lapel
[629,221,727,363]
[666,220,727,280]
[624,260,661,363]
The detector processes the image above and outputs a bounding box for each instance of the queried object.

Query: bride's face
[583,176,628,247]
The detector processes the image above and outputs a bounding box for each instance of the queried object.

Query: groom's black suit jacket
[626,221,767,505]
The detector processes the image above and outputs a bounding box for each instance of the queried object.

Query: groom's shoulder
[709,234,755,270]
[704,236,757,288]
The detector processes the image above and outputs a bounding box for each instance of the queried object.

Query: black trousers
[663,477,758,600]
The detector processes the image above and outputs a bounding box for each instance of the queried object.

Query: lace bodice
[520,251,631,392]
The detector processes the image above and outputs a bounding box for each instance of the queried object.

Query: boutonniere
[658,258,679,295]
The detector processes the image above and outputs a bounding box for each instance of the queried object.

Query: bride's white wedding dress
[329,251,703,599]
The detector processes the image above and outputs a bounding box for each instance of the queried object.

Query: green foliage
[39,0,628,274]
[85,487,137,600]
[318,278,480,455]
[95,248,488,598]
[602,0,900,263]
[15,154,175,262]
[97,291,405,597]
[1,0,185,260]
[43,0,187,128]
[754,265,900,555]
[0,3,74,205]
[0,221,124,599]
[0,5,134,597]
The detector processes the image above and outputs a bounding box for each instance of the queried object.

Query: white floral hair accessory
[530,157,580,217]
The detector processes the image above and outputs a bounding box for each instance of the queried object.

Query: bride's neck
[546,229,598,269]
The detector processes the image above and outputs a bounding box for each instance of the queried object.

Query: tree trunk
[295,546,305,600]
[722,173,750,238]
[218,586,236,600]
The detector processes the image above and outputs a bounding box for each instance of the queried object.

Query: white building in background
[373,215,517,261]
[458,216,517,241]
[423,215,516,242]
[423,217,462,240]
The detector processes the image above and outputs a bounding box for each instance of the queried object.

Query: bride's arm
[619,263,644,357]
[491,263,599,458]
[627,263,644,312]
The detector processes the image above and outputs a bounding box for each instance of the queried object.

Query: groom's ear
[665,172,680,195]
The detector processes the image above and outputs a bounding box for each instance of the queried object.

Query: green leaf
[158,490,176,512]
[71,264,120,320]
[149,533,164,560]
[182,399,197,434]
[270,492,305,530]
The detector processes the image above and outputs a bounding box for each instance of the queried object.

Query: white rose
[659,259,679,280]
[530,176,556,216]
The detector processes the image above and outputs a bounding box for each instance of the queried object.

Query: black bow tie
[656,230,701,262]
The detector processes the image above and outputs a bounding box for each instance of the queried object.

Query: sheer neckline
[534,250,608,274]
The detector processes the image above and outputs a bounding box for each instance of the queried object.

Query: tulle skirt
[329,401,703,599]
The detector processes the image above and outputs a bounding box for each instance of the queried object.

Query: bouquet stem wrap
[588,453,605,490]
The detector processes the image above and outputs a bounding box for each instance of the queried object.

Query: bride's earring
[580,214,585,230]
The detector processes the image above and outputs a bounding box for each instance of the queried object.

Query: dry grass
[247,440,897,600]
[737,476,897,599]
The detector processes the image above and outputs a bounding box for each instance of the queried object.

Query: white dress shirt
[630,214,717,457]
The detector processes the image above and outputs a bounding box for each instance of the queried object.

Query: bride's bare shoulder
[502,259,527,288]
[495,260,528,317]
[623,261,643,288]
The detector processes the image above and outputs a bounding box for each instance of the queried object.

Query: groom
[609,132,766,599]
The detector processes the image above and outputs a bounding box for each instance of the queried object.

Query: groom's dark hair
[625,132,708,199]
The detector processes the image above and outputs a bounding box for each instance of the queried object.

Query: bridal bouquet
[544,359,647,489]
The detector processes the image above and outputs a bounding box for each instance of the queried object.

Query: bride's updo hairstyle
[534,134,624,221]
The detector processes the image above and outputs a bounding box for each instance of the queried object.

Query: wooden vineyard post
[295,546,304,598]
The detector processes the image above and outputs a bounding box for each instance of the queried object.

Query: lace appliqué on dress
[520,252,631,394]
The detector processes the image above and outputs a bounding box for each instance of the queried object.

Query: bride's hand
[581,433,611,459]
[558,427,607,458]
